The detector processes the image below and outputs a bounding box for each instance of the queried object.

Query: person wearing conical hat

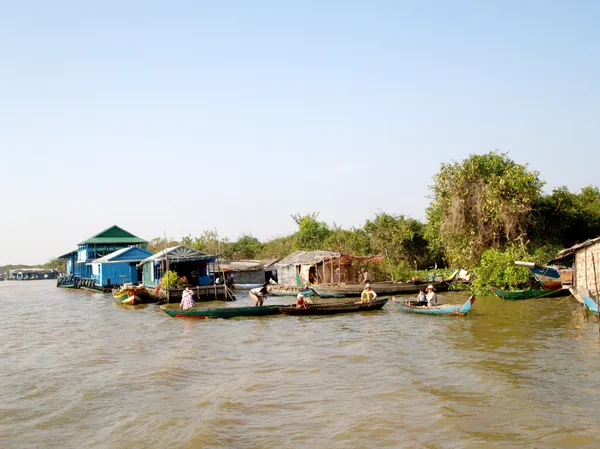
[425,284,437,307]
[360,283,377,303]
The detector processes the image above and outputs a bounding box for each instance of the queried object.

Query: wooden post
[591,254,600,337]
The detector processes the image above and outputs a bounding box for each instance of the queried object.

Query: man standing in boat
[249,283,269,306]
[360,284,377,303]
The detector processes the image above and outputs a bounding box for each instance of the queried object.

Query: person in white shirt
[425,285,438,307]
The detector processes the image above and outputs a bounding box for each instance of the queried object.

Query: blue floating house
[58,225,148,289]
[139,245,229,302]
[89,246,153,287]
[139,245,217,288]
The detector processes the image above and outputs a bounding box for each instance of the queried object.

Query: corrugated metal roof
[275,250,340,266]
[141,245,214,263]
[90,246,153,264]
[79,225,147,245]
[556,236,600,259]
[220,260,265,271]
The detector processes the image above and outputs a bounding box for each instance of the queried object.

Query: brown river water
[2,280,600,448]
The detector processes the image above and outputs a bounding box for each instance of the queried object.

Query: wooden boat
[113,284,152,305]
[311,279,452,297]
[577,288,599,316]
[394,295,475,316]
[161,305,283,319]
[568,286,584,305]
[489,286,570,300]
[514,261,573,290]
[277,298,389,316]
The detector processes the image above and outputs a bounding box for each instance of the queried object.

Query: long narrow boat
[277,298,389,316]
[394,295,475,316]
[489,286,570,300]
[514,261,574,290]
[161,305,283,319]
[311,279,452,297]
[577,288,599,316]
[568,286,584,305]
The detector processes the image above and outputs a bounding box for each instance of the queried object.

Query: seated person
[425,285,438,307]
[360,284,377,303]
[296,293,309,309]
[417,289,427,306]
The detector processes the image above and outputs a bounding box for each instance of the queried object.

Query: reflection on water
[2,281,600,448]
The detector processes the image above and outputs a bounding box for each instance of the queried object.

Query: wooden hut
[215,259,279,286]
[88,246,153,288]
[554,237,600,295]
[275,250,384,286]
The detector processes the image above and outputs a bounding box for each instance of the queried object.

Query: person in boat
[361,269,372,284]
[296,293,309,309]
[417,289,427,306]
[249,283,269,306]
[360,283,377,303]
[180,287,196,310]
[425,284,438,307]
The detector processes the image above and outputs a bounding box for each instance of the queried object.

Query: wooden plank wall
[575,242,600,295]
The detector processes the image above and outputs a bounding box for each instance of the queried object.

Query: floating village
[1,224,586,319]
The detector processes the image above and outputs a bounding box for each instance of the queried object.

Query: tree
[228,234,264,260]
[291,213,332,251]
[323,226,371,255]
[147,237,180,254]
[260,235,295,259]
[363,213,433,278]
[530,186,600,249]
[426,151,544,267]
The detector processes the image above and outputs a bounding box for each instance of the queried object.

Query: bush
[470,245,560,295]
[161,270,180,289]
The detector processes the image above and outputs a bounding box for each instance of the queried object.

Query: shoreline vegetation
[5,152,600,295]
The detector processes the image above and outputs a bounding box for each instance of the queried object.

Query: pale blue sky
[1,1,598,265]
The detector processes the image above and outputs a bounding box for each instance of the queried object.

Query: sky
[1,0,599,265]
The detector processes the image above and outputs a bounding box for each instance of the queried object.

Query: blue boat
[393,295,476,316]
[579,288,599,316]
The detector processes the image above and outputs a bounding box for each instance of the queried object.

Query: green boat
[489,286,571,300]
[160,305,283,319]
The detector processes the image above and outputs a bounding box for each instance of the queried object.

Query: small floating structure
[216,258,279,288]
[139,245,228,302]
[10,268,58,280]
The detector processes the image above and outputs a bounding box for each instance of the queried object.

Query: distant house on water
[275,251,383,286]
[58,225,148,289]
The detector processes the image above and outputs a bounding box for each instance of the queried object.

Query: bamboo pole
[164,232,169,303]
[591,254,600,337]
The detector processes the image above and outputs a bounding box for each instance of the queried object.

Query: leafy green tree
[291,213,332,251]
[228,234,264,259]
[260,235,295,259]
[531,186,600,248]
[426,151,544,267]
[147,237,180,254]
[363,213,432,279]
[323,226,371,255]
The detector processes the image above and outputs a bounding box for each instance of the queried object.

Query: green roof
[79,225,147,245]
